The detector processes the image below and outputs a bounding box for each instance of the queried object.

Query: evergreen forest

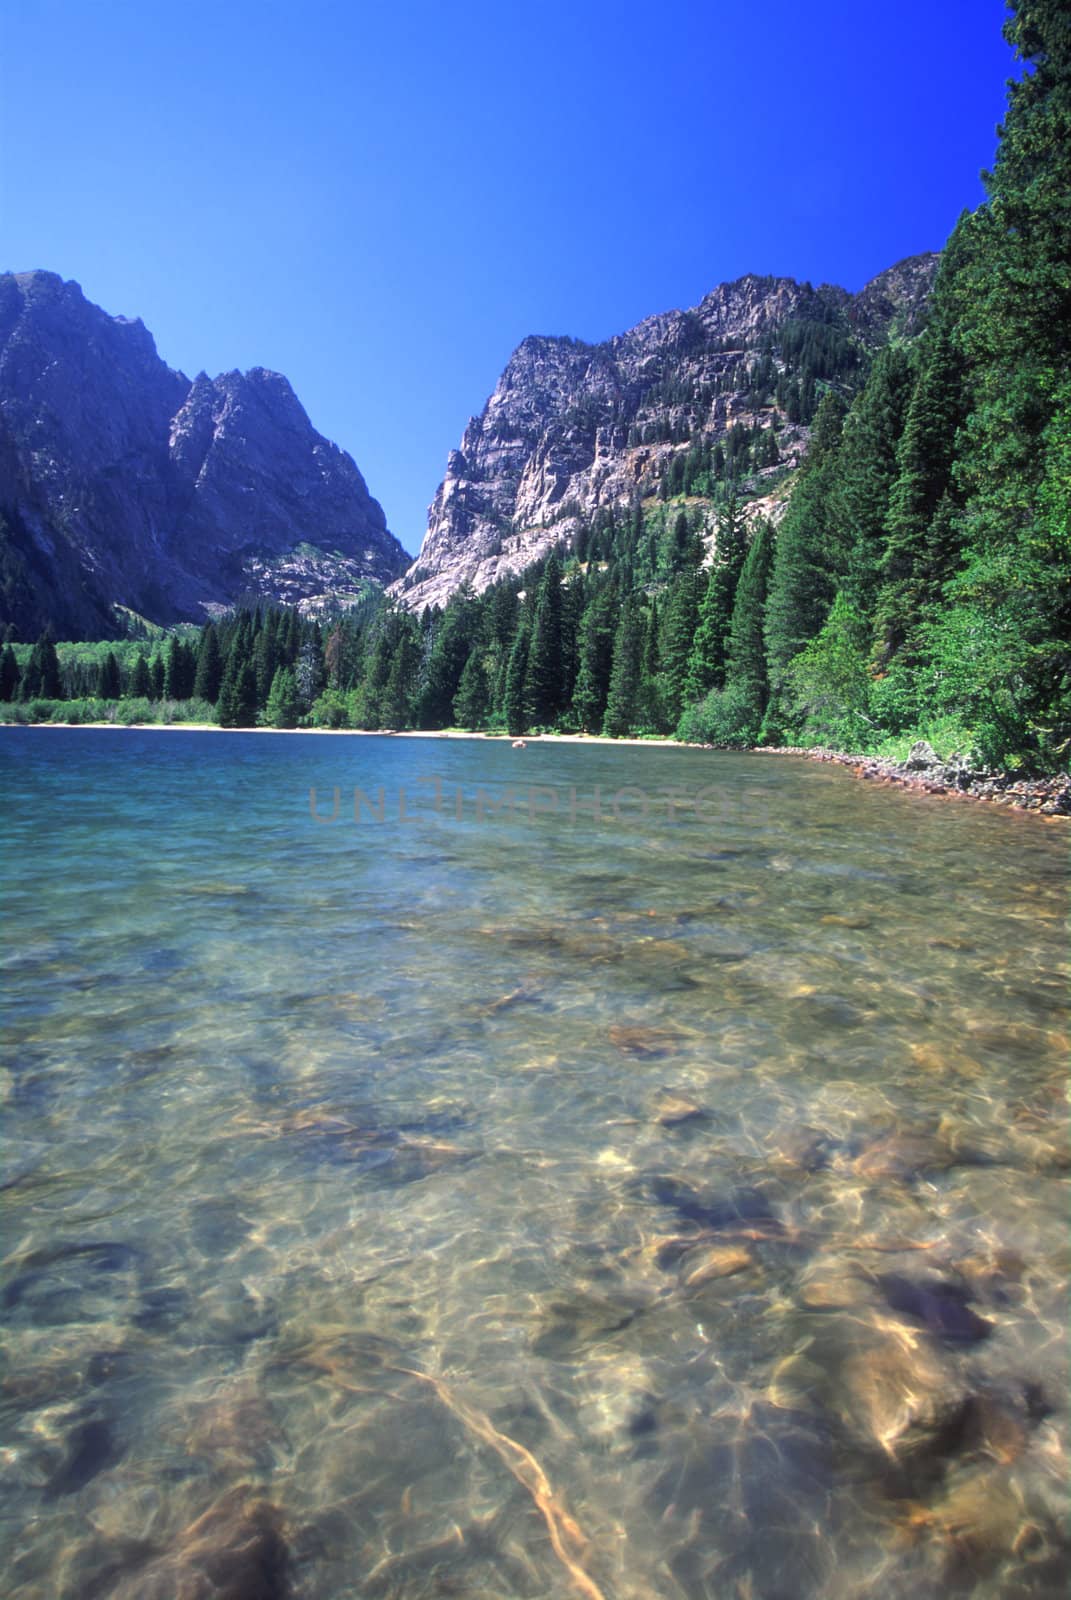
[3,1,1067,774]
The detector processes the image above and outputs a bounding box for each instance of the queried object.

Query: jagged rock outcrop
[396,255,938,611]
[0,271,407,637]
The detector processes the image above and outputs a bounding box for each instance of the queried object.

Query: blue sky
[2,0,1014,556]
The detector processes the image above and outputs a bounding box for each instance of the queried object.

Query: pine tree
[833,344,915,617]
[217,658,257,728]
[603,596,644,737]
[254,614,281,704]
[0,643,19,702]
[502,613,532,737]
[686,496,747,701]
[150,655,165,701]
[98,651,122,699]
[873,327,967,662]
[523,551,565,726]
[130,653,152,698]
[165,637,195,700]
[660,536,705,725]
[193,624,223,703]
[571,583,617,733]
[636,597,666,731]
[453,648,490,729]
[22,632,62,699]
[725,517,776,727]
[417,583,478,727]
[763,392,847,699]
[263,665,300,728]
[380,620,421,728]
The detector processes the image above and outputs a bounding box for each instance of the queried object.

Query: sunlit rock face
[395,254,938,612]
[0,271,407,637]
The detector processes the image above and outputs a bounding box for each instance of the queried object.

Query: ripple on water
[0,729,1067,1600]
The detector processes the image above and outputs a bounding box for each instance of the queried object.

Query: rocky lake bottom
[1,729,1068,1599]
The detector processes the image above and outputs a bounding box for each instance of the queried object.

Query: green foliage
[265,666,301,728]
[603,596,645,737]
[11,13,1068,776]
[783,595,875,747]
[677,679,763,746]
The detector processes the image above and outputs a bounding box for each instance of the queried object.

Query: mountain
[0,271,408,638]
[395,255,937,611]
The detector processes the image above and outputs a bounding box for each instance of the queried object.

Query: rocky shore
[756,740,1071,817]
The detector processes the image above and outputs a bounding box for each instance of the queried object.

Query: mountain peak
[394,255,939,613]
[0,272,407,637]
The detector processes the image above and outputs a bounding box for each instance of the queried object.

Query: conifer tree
[217,658,257,727]
[0,643,20,702]
[98,651,121,699]
[263,665,300,728]
[763,392,847,701]
[150,655,165,701]
[380,619,421,728]
[686,496,747,701]
[22,632,62,699]
[417,583,478,726]
[660,536,705,725]
[453,647,490,729]
[165,637,196,700]
[130,653,152,699]
[636,597,666,732]
[193,624,223,703]
[502,612,532,737]
[603,596,644,737]
[523,551,565,726]
[254,613,281,704]
[873,327,966,662]
[571,583,616,733]
[725,517,776,730]
[833,345,914,617]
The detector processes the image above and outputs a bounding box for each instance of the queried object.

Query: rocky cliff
[0,272,407,637]
[396,255,938,611]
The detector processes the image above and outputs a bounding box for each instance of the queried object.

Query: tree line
[3,3,1065,770]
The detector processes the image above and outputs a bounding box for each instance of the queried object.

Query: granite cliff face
[0,272,407,637]
[396,255,937,611]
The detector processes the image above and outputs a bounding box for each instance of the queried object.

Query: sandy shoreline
[5,720,1067,815]
[0,722,692,748]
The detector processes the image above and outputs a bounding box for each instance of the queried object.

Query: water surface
[2,729,1068,1599]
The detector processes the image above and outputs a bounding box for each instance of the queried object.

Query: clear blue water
[1,728,1068,1599]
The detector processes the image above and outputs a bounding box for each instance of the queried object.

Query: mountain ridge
[394,253,938,611]
[0,270,407,638]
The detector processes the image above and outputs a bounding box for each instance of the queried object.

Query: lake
[1,728,1068,1599]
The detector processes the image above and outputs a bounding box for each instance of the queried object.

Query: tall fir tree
[193,624,223,703]
[873,326,967,663]
[130,652,152,699]
[763,392,847,708]
[603,596,645,737]
[97,650,122,699]
[571,583,617,733]
[0,643,20,702]
[686,496,747,702]
[523,551,565,726]
[725,517,776,731]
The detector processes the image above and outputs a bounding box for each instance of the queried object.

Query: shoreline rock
[752,740,1071,818]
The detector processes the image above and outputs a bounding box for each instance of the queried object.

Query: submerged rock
[679,1244,753,1287]
[44,1414,122,1497]
[848,1130,956,1183]
[878,1274,994,1344]
[769,1317,967,1465]
[109,1488,288,1600]
[651,1090,707,1128]
[609,1023,687,1059]
[642,1175,782,1234]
